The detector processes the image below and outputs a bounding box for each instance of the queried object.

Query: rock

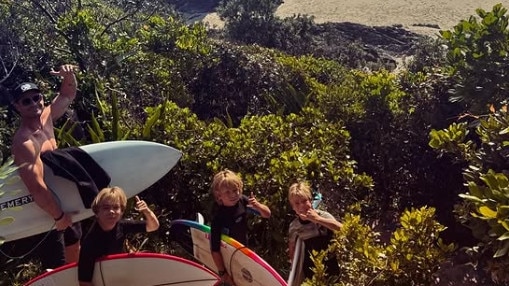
[313,22,427,70]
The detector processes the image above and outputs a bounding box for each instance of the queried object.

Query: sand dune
[277,0,509,35]
[203,1,509,36]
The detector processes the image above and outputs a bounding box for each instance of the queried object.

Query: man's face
[13,91,44,117]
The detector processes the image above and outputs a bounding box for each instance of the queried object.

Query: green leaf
[497,231,509,241]
[478,206,497,218]
[501,220,509,231]
[499,127,509,135]
[143,105,162,139]
[440,30,452,40]
[494,240,509,257]
[111,92,120,141]
[481,174,499,191]
[459,194,484,203]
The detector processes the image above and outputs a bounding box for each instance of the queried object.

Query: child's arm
[212,251,235,285]
[248,192,271,218]
[314,215,342,231]
[135,196,160,232]
[298,209,342,231]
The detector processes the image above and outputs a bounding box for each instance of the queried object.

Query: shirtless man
[10,64,81,268]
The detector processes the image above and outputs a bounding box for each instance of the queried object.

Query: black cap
[12,82,40,102]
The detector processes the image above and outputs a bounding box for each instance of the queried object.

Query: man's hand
[49,64,78,120]
[50,64,78,77]
[55,212,73,231]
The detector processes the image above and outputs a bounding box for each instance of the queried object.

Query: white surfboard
[171,219,287,286]
[287,237,305,286]
[0,140,182,242]
[25,252,220,286]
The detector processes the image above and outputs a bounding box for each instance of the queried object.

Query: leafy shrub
[440,4,509,113]
[429,109,509,258]
[306,206,454,286]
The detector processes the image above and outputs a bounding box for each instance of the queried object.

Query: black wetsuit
[78,220,146,282]
[210,195,249,252]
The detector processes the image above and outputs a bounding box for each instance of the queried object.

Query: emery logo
[0,195,34,210]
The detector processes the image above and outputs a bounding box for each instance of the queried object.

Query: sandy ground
[202,1,509,36]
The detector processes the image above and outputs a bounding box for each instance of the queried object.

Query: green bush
[429,109,509,258]
[306,206,454,286]
[441,3,509,113]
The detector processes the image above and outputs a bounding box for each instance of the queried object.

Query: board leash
[0,221,57,260]
[0,185,64,260]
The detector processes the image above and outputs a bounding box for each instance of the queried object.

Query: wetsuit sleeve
[78,234,99,282]
[210,215,222,252]
[121,219,147,233]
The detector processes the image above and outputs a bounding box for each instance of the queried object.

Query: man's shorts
[64,222,82,246]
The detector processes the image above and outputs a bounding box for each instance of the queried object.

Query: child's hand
[221,272,235,286]
[248,192,260,208]
[298,208,320,222]
[134,196,148,213]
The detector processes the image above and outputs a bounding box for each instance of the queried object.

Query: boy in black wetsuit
[78,186,159,286]
[209,169,271,286]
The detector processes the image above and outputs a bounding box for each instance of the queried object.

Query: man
[10,64,81,269]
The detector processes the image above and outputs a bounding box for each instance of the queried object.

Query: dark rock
[312,22,427,70]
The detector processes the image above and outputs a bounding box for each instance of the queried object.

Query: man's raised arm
[50,64,78,121]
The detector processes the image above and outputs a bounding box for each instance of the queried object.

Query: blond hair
[91,186,127,214]
[211,169,243,203]
[288,181,313,203]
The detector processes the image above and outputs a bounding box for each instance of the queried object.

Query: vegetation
[303,206,454,286]
[1,0,508,285]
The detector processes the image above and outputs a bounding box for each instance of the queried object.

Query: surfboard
[25,252,220,286]
[287,237,305,286]
[0,140,182,242]
[171,219,287,286]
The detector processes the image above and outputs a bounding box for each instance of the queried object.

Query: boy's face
[290,196,312,215]
[218,186,240,207]
[96,198,124,230]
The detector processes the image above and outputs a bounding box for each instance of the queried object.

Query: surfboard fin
[196,212,205,224]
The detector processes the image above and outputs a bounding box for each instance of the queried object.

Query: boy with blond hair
[210,169,271,285]
[288,181,341,282]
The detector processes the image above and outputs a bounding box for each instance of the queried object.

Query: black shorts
[64,222,82,246]
[36,230,66,269]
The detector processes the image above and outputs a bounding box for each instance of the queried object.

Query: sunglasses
[19,94,42,106]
